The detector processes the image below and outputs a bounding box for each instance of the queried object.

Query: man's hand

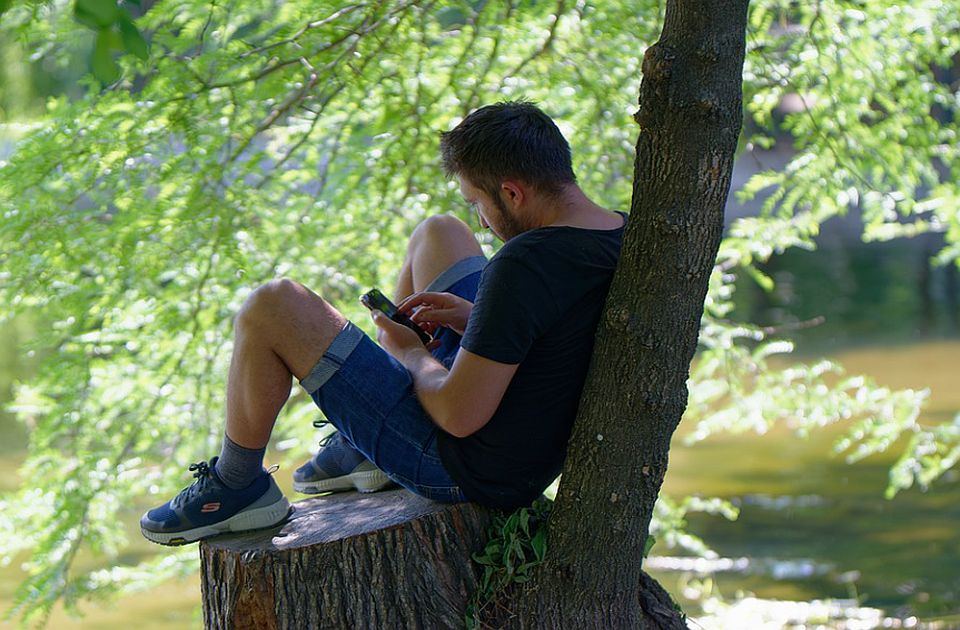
[398,292,473,336]
[372,298,518,439]
[371,310,432,360]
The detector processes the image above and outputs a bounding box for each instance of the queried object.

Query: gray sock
[215,434,266,490]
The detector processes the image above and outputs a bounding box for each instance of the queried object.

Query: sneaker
[293,430,393,494]
[140,456,290,546]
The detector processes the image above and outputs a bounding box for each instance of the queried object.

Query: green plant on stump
[466,499,551,629]
[465,501,667,629]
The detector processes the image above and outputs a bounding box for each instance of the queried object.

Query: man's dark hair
[440,101,576,199]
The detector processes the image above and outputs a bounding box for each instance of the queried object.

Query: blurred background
[1,1,958,628]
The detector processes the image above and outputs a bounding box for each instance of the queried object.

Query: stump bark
[199,489,492,629]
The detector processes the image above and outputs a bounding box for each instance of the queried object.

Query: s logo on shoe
[201,502,221,513]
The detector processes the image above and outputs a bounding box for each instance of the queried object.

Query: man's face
[458,177,527,241]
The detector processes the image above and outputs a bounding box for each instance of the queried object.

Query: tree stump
[199,489,492,629]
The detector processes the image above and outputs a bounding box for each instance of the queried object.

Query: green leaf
[118,15,149,60]
[229,20,262,42]
[0,0,11,18]
[435,6,468,29]
[74,0,120,29]
[531,529,546,561]
[643,534,656,558]
[744,264,774,292]
[92,28,121,83]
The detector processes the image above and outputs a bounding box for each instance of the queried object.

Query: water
[650,231,960,627]
[1,238,958,628]
[655,341,960,625]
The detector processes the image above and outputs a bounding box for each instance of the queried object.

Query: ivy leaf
[91,28,121,83]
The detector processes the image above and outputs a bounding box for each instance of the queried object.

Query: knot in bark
[696,38,721,63]
[658,208,693,235]
[604,305,654,348]
[642,44,676,82]
[697,92,722,120]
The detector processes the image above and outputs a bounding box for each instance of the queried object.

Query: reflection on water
[695,596,909,630]
[738,493,828,510]
[736,233,959,350]
[646,555,831,580]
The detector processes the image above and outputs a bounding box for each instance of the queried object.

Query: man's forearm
[398,346,459,434]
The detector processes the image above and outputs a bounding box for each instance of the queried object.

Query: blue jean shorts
[298,256,485,503]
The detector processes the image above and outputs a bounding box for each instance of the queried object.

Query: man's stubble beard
[493,193,533,242]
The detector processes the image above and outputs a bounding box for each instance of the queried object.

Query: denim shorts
[298,255,486,502]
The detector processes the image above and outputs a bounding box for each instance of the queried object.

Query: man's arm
[398,345,517,437]
[372,311,518,437]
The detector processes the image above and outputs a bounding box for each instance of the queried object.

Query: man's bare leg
[139,277,342,542]
[394,214,483,302]
[224,279,346,449]
[222,215,480,452]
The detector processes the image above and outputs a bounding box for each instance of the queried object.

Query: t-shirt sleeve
[461,254,558,364]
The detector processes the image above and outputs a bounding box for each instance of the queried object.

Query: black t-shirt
[436,213,626,509]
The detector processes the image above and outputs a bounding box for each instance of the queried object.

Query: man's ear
[499,180,525,209]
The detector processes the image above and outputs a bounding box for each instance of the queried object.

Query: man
[140,101,626,545]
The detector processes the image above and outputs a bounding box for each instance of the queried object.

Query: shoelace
[171,460,215,509]
[313,418,335,448]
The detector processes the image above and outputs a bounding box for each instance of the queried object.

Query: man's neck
[533,185,621,230]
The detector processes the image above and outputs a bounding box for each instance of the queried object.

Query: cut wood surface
[199,489,492,630]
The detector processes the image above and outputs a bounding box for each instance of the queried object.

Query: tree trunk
[199,489,491,629]
[511,1,749,627]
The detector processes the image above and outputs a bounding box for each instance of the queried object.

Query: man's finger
[398,291,447,314]
[398,292,432,312]
[371,310,394,329]
[396,294,418,312]
[409,307,431,322]
[412,307,455,325]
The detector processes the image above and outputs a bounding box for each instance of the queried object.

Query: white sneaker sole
[293,468,392,494]
[141,495,291,546]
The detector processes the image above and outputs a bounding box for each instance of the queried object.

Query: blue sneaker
[293,430,392,494]
[140,457,290,546]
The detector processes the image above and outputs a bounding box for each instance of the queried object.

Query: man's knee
[409,214,473,250]
[236,278,311,328]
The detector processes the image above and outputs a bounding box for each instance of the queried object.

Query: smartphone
[360,288,432,345]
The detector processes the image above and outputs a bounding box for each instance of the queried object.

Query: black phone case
[361,289,432,345]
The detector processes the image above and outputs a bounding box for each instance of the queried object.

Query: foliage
[0,0,957,625]
[698,0,960,497]
[72,0,150,84]
[649,495,739,561]
[692,265,933,496]
[466,499,550,629]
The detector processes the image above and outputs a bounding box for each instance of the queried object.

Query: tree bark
[199,489,491,629]
[511,1,749,627]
